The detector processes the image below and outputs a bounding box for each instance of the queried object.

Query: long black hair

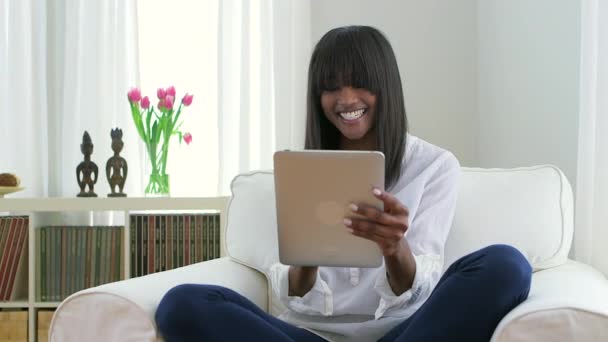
[304,26,408,190]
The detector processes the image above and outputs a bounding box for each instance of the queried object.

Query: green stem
[160,131,170,175]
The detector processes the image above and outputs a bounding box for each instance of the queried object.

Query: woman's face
[321,86,377,144]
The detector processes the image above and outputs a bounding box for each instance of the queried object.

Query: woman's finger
[346,222,401,254]
[372,188,409,216]
[347,222,385,244]
[350,203,407,228]
[345,217,406,240]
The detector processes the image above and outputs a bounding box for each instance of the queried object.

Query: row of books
[36,226,123,302]
[130,213,221,277]
[0,216,28,301]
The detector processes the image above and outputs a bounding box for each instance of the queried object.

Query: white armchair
[50,166,608,341]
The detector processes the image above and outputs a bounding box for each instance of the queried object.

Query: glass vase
[145,172,170,197]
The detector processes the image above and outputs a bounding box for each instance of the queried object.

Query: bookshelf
[0,196,229,342]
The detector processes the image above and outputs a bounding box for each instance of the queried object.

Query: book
[45,227,52,301]
[7,217,27,300]
[184,215,190,266]
[203,215,208,261]
[215,215,220,258]
[0,217,18,298]
[60,227,67,300]
[0,218,8,281]
[160,216,165,272]
[148,215,155,275]
[3,217,28,300]
[130,216,135,278]
[117,226,123,281]
[109,227,116,283]
[142,216,148,276]
[40,228,46,301]
[172,215,178,269]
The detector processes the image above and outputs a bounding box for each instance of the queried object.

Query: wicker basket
[37,310,54,342]
[0,310,28,342]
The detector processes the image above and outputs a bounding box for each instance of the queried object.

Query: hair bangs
[312,29,381,96]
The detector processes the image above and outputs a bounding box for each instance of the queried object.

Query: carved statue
[106,128,128,197]
[76,131,98,197]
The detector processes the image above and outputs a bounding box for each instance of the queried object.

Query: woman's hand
[345,188,416,294]
[344,188,409,257]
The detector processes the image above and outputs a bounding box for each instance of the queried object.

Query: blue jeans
[155,244,532,342]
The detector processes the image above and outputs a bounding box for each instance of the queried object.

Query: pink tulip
[157,88,166,99]
[182,93,193,106]
[158,99,166,110]
[164,95,174,110]
[127,87,141,102]
[141,96,150,109]
[183,132,192,145]
[166,86,176,97]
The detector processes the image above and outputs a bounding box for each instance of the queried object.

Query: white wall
[310,0,582,186]
[310,0,479,166]
[477,0,581,185]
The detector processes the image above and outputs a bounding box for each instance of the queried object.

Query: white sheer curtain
[2,0,311,198]
[575,0,608,277]
[0,0,142,198]
[1,0,49,197]
[217,0,311,195]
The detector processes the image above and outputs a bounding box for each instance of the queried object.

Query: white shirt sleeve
[269,263,334,316]
[373,152,461,319]
[373,253,442,319]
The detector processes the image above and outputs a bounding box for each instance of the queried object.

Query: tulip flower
[141,96,150,109]
[157,88,166,99]
[183,132,192,145]
[165,95,174,110]
[128,88,141,102]
[166,86,176,97]
[182,93,193,106]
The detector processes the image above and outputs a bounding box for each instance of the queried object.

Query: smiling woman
[305,26,407,190]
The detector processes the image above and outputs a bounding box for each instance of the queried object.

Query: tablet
[273,150,385,268]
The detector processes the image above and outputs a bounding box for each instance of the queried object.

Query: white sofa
[50,166,608,341]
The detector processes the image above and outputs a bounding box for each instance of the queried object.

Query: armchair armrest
[491,260,608,341]
[49,257,268,342]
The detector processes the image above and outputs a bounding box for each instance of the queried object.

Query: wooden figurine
[106,128,128,197]
[76,131,99,197]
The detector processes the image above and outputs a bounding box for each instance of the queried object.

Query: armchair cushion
[446,165,574,270]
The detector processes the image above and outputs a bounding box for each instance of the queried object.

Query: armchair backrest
[225,165,573,277]
[445,165,573,270]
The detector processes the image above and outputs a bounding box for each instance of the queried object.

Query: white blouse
[269,135,461,342]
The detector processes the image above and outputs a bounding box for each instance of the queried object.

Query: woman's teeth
[339,108,365,121]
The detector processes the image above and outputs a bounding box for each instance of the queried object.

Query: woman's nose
[337,86,358,105]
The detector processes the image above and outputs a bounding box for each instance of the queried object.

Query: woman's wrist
[384,241,416,296]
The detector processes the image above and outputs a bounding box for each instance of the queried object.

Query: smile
[339,108,367,121]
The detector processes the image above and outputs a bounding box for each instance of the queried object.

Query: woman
[155,25,532,342]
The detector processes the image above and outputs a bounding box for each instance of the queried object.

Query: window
[137,0,219,196]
